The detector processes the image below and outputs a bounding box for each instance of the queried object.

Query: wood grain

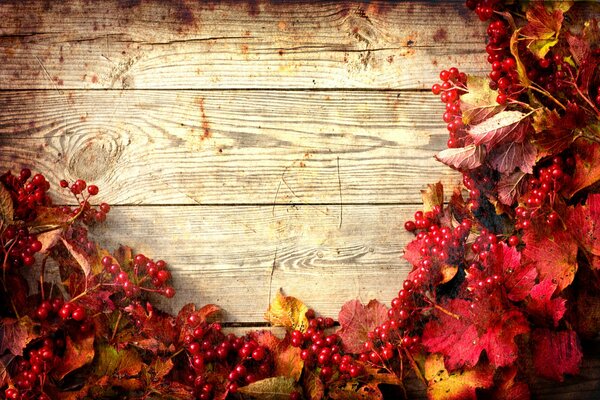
[0,90,460,205]
[0,0,487,89]
[91,204,412,321]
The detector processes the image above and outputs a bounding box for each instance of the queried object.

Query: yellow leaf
[509,29,531,88]
[421,182,444,214]
[425,354,494,400]
[264,291,309,332]
[238,376,296,400]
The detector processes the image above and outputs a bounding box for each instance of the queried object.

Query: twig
[404,348,426,385]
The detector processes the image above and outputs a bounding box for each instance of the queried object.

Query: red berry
[87,185,99,195]
[72,307,87,321]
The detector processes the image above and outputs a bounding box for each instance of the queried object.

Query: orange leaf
[425,354,494,400]
[264,291,309,332]
[52,334,95,380]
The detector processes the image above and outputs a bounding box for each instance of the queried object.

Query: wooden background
[0,1,598,398]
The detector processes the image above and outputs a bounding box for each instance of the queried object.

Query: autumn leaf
[490,366,531,400]
[563,139,600,198]
[520,4,565,59]
[532,329,582,381]
[468,110,530,148]
[424,353,494,400]
[52,333,95,380]
[146,357,174,382]
[0,317,38,357]
[61,237,93,276]
[489,140,537,175]
[509,29,531,88]
[0,354,13,388]
[0,183,14,225]
[124,302,180,352]
[422,182,444,213]
[264,291,309,332]
[435,145,485,171]
[37,228,62,253]
[523,229,578,292]
[460,75,506,126]
[486,243,537,302]
[567,193,600,264]
[531,107,578,157]
[303,369,325,400]
[526,279,567,327]
[251,330,303,381]
[94,343,143,378]
[328,381,383,399]
[497,171,528,206]
[422,298,529,370]
[237,376,296,399]
[337,299,388,354]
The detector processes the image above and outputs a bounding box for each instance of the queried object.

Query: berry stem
[403,348,426,385]
[529,82,566,111]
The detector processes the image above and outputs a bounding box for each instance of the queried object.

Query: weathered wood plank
[0,0,487,89]
[0,90,460,205]
[90,204,412,321]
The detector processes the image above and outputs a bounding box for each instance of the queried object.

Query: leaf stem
[529,83,566,111]
[403,348,426,385]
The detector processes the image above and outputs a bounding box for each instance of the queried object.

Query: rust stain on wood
[433,28,448,42]
[198,98,211,141]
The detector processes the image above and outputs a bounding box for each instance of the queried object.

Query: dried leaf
[521,4,565,59]
[435,145,485,171]
[61,237,92,276]
[490,366,531,400]
[527,279,566,327]
[303,369,325,400]
[147,357,174,382]
[37,228,62,253]
[564,138,600,198]
[251,330,303,381]
[52,334,95,380]
[460,75,506,126]
[94,343,143,378]
[568,193,600,264]
[497,171,528,206]
[237,376,296,400]
[328,381,383,399]
[0,317,38,357]
[337,299,388,354]
[509,28,531,88]
[424,353,494,400]
[532,329,582,381]
[264,291,309,332]
[468,110,530,148]
[0,183,14,225]
[489,140,537,175]
[421,182,444,213]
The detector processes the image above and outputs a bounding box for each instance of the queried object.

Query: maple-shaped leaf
[337,299,388,354]
[94,343,143,378]
[124,302,180,352]
[422,182,443,214]
[564,138,600,198]
[264,290,309,332]
[468,110,530,148]
[424,353,494,400]
[52,333,95,380]
[509,29,531,88]
[422,298,529,370]
[567,193,600,265]
[460,75,506,126]
[146,357,174,383]
[435,145,485,171]
[251,330,303,381]
[526,279,566,327]
[0,317,38,357]
[487,243,537,302]
[520,4,565,59]
[237,376,296,399]
[0,183,14,225]
[489,366,531,400]
[404,236,426,267]
[532,329,582,381]
[497,171,528,206]
[531,107,579,157]
[489,140,537,175]
[523,229,578,292]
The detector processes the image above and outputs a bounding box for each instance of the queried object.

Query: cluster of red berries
[5,337,64,400]
[431,67,467,148]
[516,155,573,230]
[291,310,365,383]
[59,178,109,224]
[102,253,176,299]
[1,226,42,269]
[465,0,501,21]
[1,169,52,221]
[182,312,273,399]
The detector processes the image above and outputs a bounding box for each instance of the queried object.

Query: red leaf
[497,171,528,206]
[403,236,426,267]
[61,237,93,276]
[124,302,179,352]
[520,4,564,58]
[302,369,324,400]
[568,193,600,264]
[468,111,530,148]
[337,299,388,354]
[52,333,95,380]
[490,366,531,400]
[491,243,537,302]
[0,317,38,357]
[527,279,566,327]
[422,298,529,370]
[532,329,582,381]
[489,141,536,175]
[564,139,600,198]
[523,229,578,292]
[435,145,485,171]
[251,330,303,381]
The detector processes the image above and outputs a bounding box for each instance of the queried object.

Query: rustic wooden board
[0,0,487,89]
[0,90,460,205]
[92,204,412,321]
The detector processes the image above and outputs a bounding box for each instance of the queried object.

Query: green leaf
[94,344,143,378]
[237,376,296,399]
